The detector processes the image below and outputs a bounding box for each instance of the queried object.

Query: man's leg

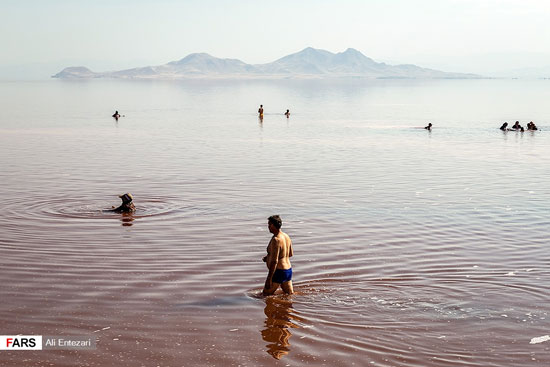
[281,281,293,294]
[263,282,280,296]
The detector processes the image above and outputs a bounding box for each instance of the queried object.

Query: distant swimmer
[527,121,538,131]
[110,193,135,213]
[424,123,432,130]
[262,215,294,296]
[285,109,290,118]
[512,121,522,130]
[500,122,508,131]
[258,105,264,118]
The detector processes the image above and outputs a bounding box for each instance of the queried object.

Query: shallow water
[1,78,550,366]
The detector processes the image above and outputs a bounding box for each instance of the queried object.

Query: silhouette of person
[527,121,538,131]
[258,105,264,118]
[110,193,135,213]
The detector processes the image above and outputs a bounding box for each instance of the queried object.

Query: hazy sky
[1,0,549,78]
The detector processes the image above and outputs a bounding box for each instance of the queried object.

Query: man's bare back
[263,215,293,296]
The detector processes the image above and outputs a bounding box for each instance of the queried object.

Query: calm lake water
[1,78,549,366]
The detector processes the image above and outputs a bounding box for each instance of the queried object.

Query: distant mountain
[52,48,481,79]
[107,53,260,78]
[257,47,392,75]
[161,53,259,75]
[53,66,98,78]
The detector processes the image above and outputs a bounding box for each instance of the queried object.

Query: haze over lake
[1,78,550,366]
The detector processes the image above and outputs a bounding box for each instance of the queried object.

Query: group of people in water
[425,121,540,132]
[258,105,291,120]
[107,111,545,299]
[500,120,538,132]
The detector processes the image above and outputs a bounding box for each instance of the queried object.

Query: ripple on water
[1,195,215,224]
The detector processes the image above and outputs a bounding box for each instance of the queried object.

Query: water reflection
[501,129,508,141]
[261,296,299,360]
[120,212,135,227]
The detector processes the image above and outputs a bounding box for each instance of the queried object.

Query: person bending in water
[285,109,290,118]
[262,215,293,296]
[424,123,432,130]
[500,122,508,131]
[527,121,538,131]
[111,193,135,213]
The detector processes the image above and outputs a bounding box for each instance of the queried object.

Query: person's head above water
[119,193,133,204]
[268,215,282,232]
[111,193,135,213]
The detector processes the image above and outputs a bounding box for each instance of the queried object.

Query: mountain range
[53,47,481,79]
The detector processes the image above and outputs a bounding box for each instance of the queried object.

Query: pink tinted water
[1,79,550,366]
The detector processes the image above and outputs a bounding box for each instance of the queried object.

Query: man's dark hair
[268,215,282,229]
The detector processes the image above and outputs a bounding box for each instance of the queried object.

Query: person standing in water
[262,215,294,296]
[112,110,121,120]
[258,105,264,119]
[284,109,290,118]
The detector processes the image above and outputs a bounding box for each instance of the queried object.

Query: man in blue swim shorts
[262,215,294,296]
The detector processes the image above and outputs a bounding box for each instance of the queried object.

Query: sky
[1,0,549,79]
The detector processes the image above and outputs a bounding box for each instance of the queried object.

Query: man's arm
[264,238,280,290]
[109,205,123,213]
[289,238,293,258]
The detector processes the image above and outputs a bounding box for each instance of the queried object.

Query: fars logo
[0,336,42,350]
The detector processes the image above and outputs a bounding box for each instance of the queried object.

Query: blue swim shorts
[272,268,292,284]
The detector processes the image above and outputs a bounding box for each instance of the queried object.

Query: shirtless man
[262,215,294,296]
[258,105,264,118]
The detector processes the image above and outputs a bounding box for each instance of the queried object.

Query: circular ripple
[2,195,204,222]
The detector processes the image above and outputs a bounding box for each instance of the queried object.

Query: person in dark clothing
[110,193,135,213]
